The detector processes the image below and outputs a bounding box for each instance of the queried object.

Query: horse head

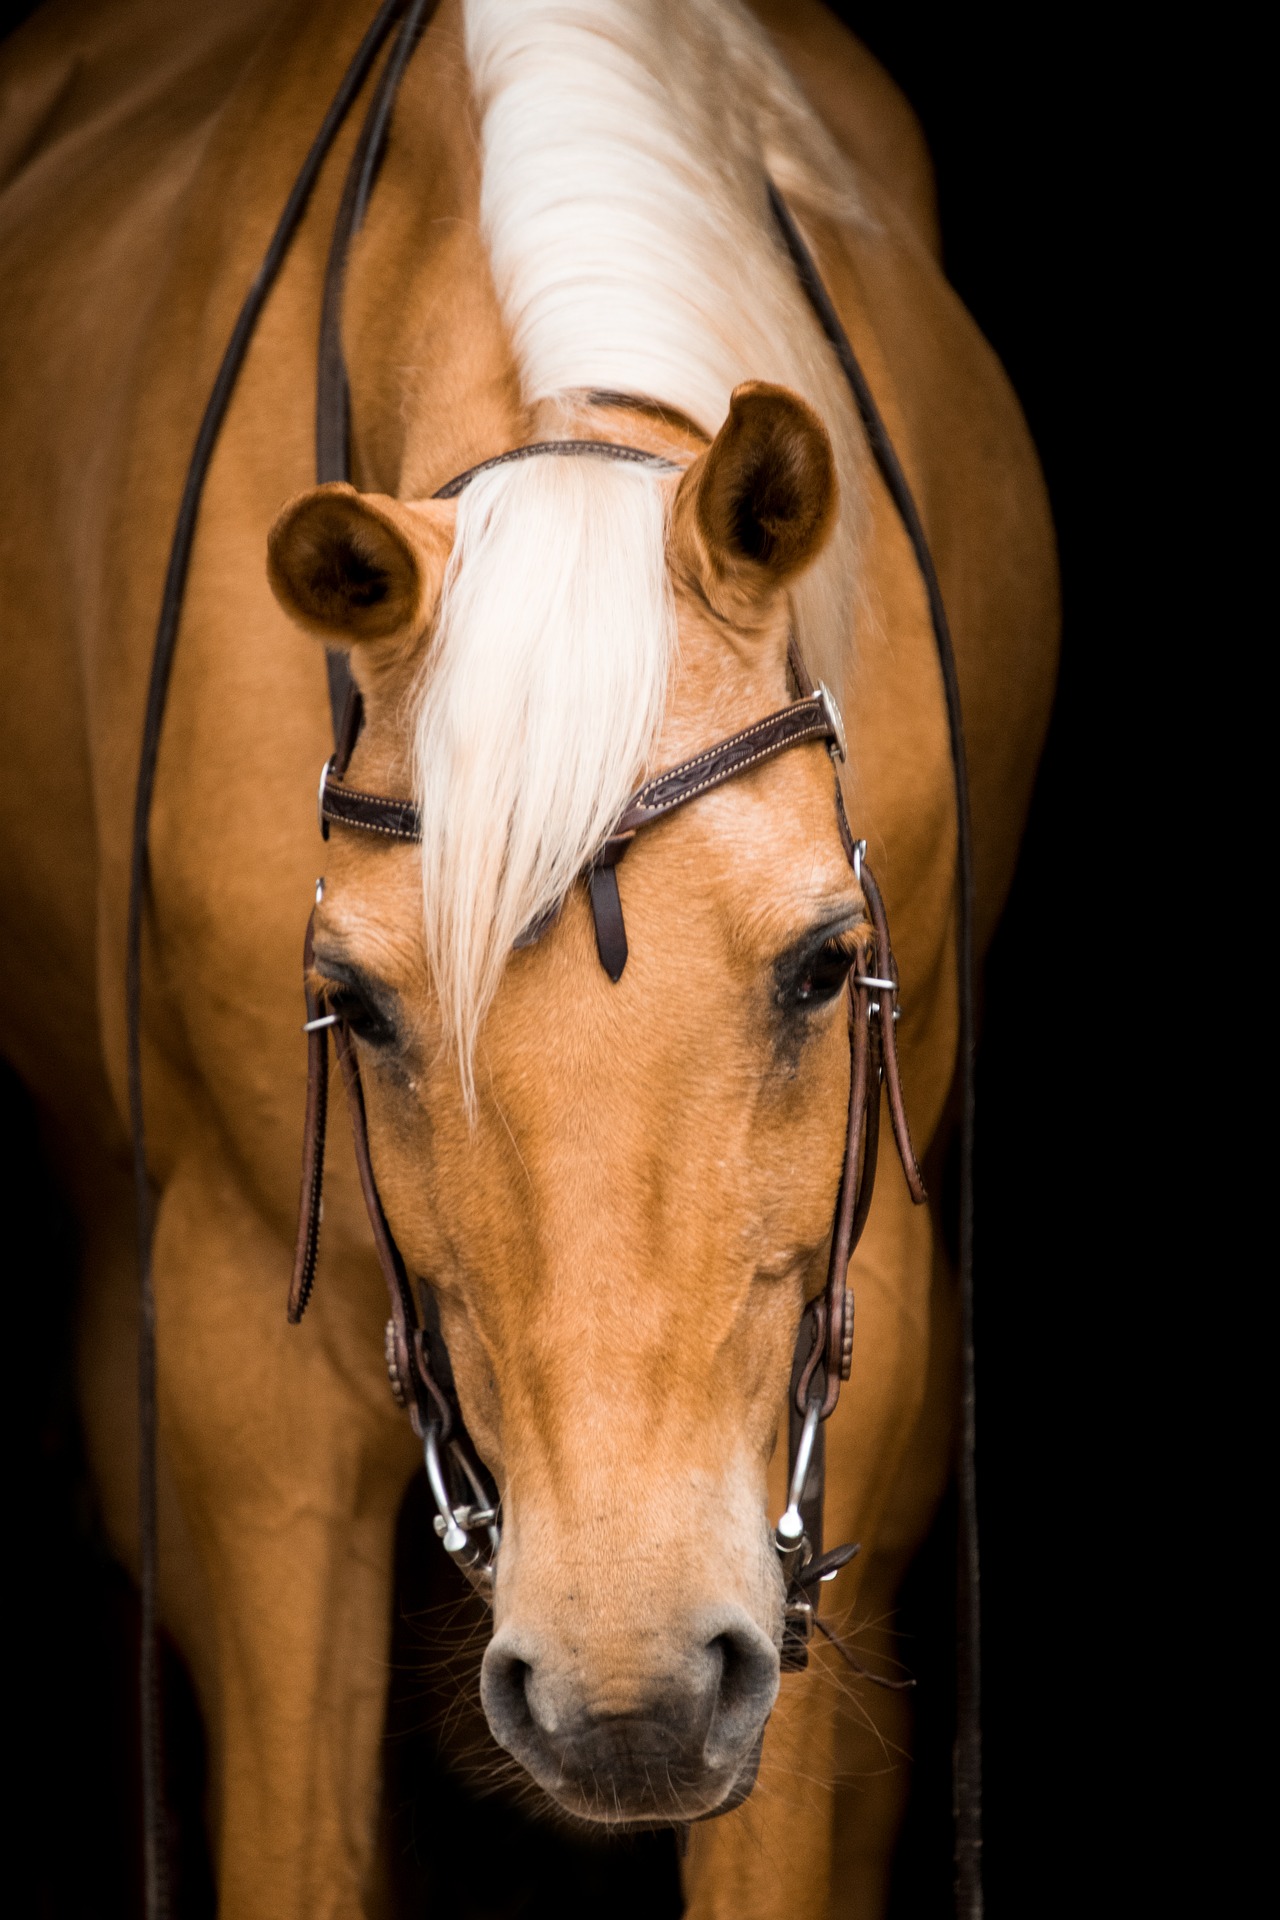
[267,382,868,1824]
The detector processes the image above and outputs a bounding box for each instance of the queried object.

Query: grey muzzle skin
[462,1414,839,1824]
[479,1607,780,1825]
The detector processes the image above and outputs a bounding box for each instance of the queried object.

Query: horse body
[0,3,1057,1914]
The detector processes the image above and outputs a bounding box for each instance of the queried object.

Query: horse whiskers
[812,1614,917,1689]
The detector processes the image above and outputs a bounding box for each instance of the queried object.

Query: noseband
[127,1,982,1909]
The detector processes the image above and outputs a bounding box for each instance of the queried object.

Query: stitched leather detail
[434,438,680,500]
[321,778,422,842]
[614,695,835,838]
[319,693,838,857]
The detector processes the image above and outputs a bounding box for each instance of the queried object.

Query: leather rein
[126,2,982,1913]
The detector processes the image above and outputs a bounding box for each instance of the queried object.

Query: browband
[433,438,680,499]
[318,683,847,981]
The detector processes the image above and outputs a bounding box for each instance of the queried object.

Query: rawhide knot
[839,1289,855,1382]
[384,1317,410,1409]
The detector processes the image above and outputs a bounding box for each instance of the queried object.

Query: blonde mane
[413,0,868,1077]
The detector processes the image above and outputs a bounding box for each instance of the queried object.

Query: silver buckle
[317,755,334,838]
[815,682,847,763]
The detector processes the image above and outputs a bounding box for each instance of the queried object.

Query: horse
[0,1,1058,1914]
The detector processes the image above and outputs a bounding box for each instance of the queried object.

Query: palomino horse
[0,0,1057,1913]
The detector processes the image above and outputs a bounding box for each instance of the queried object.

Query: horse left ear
[266,482,452,646]
[671,381,837,624]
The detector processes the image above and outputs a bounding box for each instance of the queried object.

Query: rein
[127,4,982,1913]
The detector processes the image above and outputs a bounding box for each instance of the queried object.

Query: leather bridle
[126,2,983,1913]
[291,448,928,1636]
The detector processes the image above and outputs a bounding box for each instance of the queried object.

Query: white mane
[414,0,868,1078]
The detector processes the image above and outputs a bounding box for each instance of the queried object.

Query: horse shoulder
[0,0,283,1136]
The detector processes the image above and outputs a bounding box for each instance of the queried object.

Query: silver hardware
[445,1503,497,1531]
[317,755,334,836]
[423,1425,501,1593]
[853,975,898,993]
[301,1012,340,1033]
[450,1438,502,1565]
[777,1397,821,1549]
[315,876,325,905]
[851,836,866,885]
[424,1425,468,1557]
[815,682,847,763]
[776,1399,824,1668]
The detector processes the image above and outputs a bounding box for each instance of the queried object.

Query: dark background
[5,3,1171,1914]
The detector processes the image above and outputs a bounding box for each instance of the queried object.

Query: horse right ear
[267,482,453,645]
[670,381,837,628]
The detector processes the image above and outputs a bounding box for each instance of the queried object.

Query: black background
[5,4,1172,1913]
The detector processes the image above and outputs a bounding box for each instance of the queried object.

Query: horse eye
[775,933,855,1013]
[325,983,396,1047]
[789,935,857,1008]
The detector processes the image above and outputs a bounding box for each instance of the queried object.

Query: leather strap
[318,685,846,982]
[319,688,840,850]
[860,861,926,1204]
[317,0,441,737]
[604,689,844,853]
[320,771,420,842]
[587,863,628,982]
[288,911,330,1323]
[434,438,678,499]
[332,1022,458,1437]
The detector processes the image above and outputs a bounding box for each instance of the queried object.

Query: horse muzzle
[480,1609,779,1822]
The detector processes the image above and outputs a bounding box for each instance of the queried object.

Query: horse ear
[267,482,451,644]
[672,381,837,623]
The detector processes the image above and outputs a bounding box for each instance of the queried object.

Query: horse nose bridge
[502,1337,730,1517]
[495,1401,774,1643]
[526,1075,746,1267]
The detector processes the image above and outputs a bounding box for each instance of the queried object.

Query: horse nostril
[480,1639,538,1752]
[703,1618,779,1769]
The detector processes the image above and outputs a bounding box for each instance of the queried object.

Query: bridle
[291,441,928,1630]
[126,1,982,1913]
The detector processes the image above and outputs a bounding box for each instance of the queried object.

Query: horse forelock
[411,455,676,1093]
[415,0,873,1081]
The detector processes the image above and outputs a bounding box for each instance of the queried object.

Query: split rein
[127,1,982,1913]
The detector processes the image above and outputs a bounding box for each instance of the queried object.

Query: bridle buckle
[816,681,847,763]
[317,754,335,840]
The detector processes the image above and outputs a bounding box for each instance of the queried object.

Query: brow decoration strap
[317,684,846,977]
